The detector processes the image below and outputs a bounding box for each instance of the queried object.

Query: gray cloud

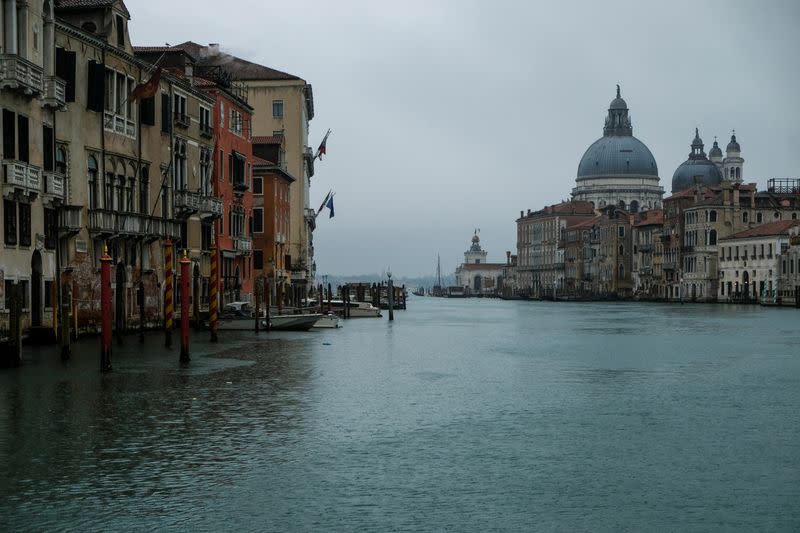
[126,0,800,276]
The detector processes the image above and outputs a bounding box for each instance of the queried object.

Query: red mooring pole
[100,246,113,372]
[209,243,219,342]
[180,250,190,363]
[164,239,174,348]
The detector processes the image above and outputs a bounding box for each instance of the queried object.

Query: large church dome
[576,85,658,179]
[671,129,723,193]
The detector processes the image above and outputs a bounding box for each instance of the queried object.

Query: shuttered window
[55,48,77,102]
[161,94,171,133]
[87,60,105,112]
[43,126,54,171]
[17,116,29,163]
[2,110,15,159]
[140,96,155,125]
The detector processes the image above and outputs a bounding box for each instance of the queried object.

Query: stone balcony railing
[3,160,41,196]
[43,172,65,199]
[175,189,223,218]
[235,236,252,254]
[43,76,67,109]
[0,54,43,96]
[58,205,83,235]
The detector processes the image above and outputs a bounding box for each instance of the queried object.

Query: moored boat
[312,313,341,329]
[266,313,323,331]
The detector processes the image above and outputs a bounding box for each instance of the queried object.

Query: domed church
[671,130,744,193]
[572,86,664,212]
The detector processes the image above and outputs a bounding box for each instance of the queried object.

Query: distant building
[454,232,505,296]
[572,85,663,212]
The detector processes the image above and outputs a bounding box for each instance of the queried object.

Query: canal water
[1,298,799,531]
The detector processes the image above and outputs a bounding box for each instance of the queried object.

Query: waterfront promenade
[2,298,799,531]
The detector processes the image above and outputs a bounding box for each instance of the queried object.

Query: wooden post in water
[402,284,406,310]
[387,276,394,321]
[138,279,145,343]
[344,284,350,319]
[179,251,190,363]
[100,246,113,372]
[164,239,174,348]
[265,275,271,332]
[254,276,261,333]
[209,244,219,342]
[327,283,332,314]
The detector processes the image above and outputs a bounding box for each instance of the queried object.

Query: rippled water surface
[2,299,799,531]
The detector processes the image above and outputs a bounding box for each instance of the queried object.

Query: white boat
[313,313,341,329]
[265,313,323,331]
[305,299,382,318]
[217,301,262,330]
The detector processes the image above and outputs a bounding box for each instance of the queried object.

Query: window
[220,102,225,128]
[756,212,762,223]
[774,211,780,220]
[140,96,155,126]
[104,171,114,210]
[161,93,171,133]
[44,208,57,249]
[618,226,625,238]
[2,110,15,158]
[201,221,212,251]
[709,210,717,222]
[18,203,31,247]
[709,229,717,246]
[253,176,263,195]
[115,15,125,47]
[55,145,67,175]
[87,60,105,112]
[200,106,212,136]
[56,48,77,102]
[219,150,224,181]
[17,115,29,163]
[43,125,54,171]
[139,167,149,214]
[200,148,212,195]
[4,200,17,245]
[253,250,263,270]
[743,212,748,223]
[272,100,284,118]
[173,139,187,190]
[173,93,188,127]
[253,208,264,233]
[230,108,242,135]
[103,67,136,137]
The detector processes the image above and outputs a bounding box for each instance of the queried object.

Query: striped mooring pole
[209,243,219,342]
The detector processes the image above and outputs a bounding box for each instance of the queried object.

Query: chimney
[520,210,524,219]
[506,251,511,265]
[208,43,220,57]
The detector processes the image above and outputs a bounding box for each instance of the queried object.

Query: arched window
[55,146,67,175]
[774,211,780,220]
[630,200,639,213]
[619,245,624,256]
[729,168,734,179]
[756,212,763,223]
[709,229,717,246]
[743,212,748,223]
[88,155,99,209]
[139,167,149,215]
[709,210,717,222]
[736,167,741,179]
[619,264,625,278]
[618,200,626,211]
[793,212,797,220]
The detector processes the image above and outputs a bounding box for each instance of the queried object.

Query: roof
[252,135,284,145]
[723,220,800,240]
[577,135,658,179]
[568,216,602,230]
[56,0,130,17]
[634,209,664,227]
[175,41,302,81]
[460,263,506,271]
[252,156,273,165]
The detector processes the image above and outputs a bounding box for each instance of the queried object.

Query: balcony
[104,112,136,138]
[681,245,694,253]
[3,160,41,197]
[173,112,190,129]
[42,76,67,109]
[200,123,213,138]
[638,244,653,253]
[59,205,83,235]
[0,54,43,96]
[199,195,223,218]
[663,261,677,270]
[88,209,117,235]
[116,213,149,235]
[235,236,252,254]
[233,180,248,193]
[174,188,201,216]
[43,173,66,200]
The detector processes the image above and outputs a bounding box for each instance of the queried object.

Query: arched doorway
[31,250,43,326]
[473,275,482,292]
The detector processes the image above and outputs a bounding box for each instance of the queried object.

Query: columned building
[572,86,663,212]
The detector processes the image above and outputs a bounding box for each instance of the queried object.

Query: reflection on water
[2,299,799,530]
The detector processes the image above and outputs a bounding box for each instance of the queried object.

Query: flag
[315,129,331,160]
[317,190,332,215]
[129,66,162,102]
[325,193,335,218]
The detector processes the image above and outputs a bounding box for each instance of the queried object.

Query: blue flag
[326,194,335,218]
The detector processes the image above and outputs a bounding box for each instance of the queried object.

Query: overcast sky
[127,0,800,277]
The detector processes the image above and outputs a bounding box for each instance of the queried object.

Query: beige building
[454,232,505,296]
[175,42,316,294]
[632,209,664,299]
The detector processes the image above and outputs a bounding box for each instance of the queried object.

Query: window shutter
[141,96,155,125]
[56,48,76,102]
[161,93,170,133]
[17,116,29,163]
[87,60,105,111]
[2,110,15,159]
[43,126,54,171]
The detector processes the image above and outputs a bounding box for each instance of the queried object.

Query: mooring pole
[138,280,145,343]
[209,243,219,342]
[318,284,324,313]
[265,275,271,332]
[387,275,395,322]
[164,239,174,348]
[179,250,190,363]
[100,246,113,372]
[327,283,332,314]
[254,276,261,333]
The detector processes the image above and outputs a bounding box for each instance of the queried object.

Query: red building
[194,77,255,304]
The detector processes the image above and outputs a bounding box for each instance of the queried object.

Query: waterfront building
[779,233,800,307]
[1,0,60,334]
[515,201,595,297]
[717,220,800,303]
[572,86,663,211]
[176,42,316,297]
[588,206,634,298]
[454,232,505,296]
[561,216,600,297]
[632,209,664,299]
[251,140,294,306]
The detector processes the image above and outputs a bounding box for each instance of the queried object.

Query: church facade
[454,232,505,296]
